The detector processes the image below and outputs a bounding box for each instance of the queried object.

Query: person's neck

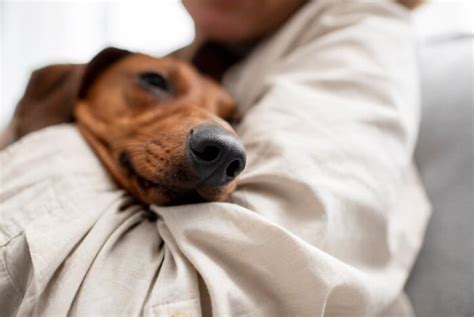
[188,32,258,81]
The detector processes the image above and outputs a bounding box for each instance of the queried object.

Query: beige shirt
[0,0,430,316]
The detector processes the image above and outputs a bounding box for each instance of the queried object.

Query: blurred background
[0,0,473,130]
[0,1,473,316]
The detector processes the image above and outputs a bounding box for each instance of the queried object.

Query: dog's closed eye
[139,72,170,92]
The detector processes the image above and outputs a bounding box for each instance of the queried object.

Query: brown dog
[7,47,246,206]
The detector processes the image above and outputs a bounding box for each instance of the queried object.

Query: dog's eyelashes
[139,72,169,91]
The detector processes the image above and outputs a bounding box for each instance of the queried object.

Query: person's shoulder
[284,0,414,48]
[0,124,113,194]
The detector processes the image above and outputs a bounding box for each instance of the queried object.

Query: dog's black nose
[187,125,246,187]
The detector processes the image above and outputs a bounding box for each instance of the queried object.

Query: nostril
[226,159,242,178]
[192,145,221,162]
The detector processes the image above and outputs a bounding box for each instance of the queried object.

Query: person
[0,0,430,316]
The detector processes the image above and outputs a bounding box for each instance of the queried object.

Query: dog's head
[75,47,246,205]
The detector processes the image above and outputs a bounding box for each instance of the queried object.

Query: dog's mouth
[113,121,245,206]
[118,150,212,205]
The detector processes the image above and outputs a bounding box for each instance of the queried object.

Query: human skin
[182,0,307,43]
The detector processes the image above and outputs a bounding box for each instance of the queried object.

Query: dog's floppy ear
[7,47,131,143]
[78,47,132,99]
[11,63,84,140]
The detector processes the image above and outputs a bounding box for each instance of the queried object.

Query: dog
[4,47,246,206]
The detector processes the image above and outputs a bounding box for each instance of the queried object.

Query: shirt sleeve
[156,0,431,316]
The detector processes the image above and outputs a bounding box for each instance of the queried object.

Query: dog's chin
[148,184,233,206]
[131,173,233,206]
[118,151,234,205]
[196,184,234,202]
[165,190,208,205]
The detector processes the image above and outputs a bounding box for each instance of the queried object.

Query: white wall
[0,0,194,130]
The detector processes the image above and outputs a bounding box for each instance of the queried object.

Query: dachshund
[4,47,246,206]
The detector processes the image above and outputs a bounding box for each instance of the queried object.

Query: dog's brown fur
[77,48,239,205]
[398,0,425,10]
[11,64,84,139]
[8,48,240,205]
